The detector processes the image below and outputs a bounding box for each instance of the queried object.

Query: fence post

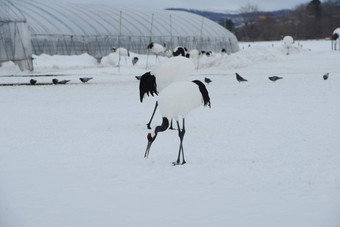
[197,17,204,71]
[146,13,154,70]
[117,10,122,71]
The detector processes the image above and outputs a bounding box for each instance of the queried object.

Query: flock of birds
[112,41,228,67]
[28,77,93,85]
[135,41,331,165]
[235,73,283,82]
[234,72,330,82]
[26,39,332,165]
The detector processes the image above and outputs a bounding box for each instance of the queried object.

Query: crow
[323,72,329,80]
[236,73,247,82]
[79,77,93,83]
[52,79,59,85]
[58,80,70,84]
[132,57,139,66]
[268,76,283,82]
[30,79,37,85]
[204,77,212,84]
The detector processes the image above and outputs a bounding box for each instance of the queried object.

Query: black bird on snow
[52,78,59,85]
[204,77,212,84]
[58,80,70,84]
[268,76,283,82]
[236,73,247,82]
[79,77,93,83]
[53,78,70,84]
[323,72,329,80]
[132,57,139,66]
[30,79,37,85]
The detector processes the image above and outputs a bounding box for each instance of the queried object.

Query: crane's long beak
[144,141,152,158]
[144,133,154,158]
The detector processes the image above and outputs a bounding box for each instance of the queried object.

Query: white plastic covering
[0,0,33,71]
[9,0,239,60]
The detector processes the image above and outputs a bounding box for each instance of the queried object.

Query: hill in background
[166,8,292,27]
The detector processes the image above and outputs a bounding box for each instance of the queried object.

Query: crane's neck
[154,117,169,137]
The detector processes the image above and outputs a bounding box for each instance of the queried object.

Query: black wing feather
[192,80,211,108]
[139,72,158,102]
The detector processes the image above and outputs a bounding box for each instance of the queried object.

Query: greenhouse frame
[0,0,33,70]
[1,0,239,70]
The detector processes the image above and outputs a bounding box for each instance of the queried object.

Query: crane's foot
[172,160,186,166]
[146,123,152,129]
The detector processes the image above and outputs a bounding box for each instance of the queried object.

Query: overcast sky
[59,0,311,12]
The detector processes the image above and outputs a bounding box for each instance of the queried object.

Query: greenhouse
[0,0,33,70]
[1,0,239,69]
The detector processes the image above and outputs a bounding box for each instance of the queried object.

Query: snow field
[0,40,339,227]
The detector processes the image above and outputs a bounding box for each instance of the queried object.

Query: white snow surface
[1,40,339,227]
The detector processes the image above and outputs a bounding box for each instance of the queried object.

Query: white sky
[59,0,312,12]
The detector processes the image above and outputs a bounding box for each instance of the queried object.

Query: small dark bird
[30,79,37,85]
[268,76,283,82]
[221,48,226,55]
[132,57,139,66]
[323,72,329,80]
[79,77,93,83]
[52,79,59,84]
[236,73,247,82]
[204,77,212,84]
[58,80,70,84]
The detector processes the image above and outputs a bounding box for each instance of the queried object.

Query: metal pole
[146,13,154,70]
[197,17,204,71]
[170,14,173,51]
[118,10,122,71]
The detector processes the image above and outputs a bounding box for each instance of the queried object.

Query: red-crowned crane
[147,42,166,62]
[173,46,188,57]
[331,28,340,50]
[144,80,211,165]
[139,56,195,129]
[111,47,130,63]
[283,36,294,55]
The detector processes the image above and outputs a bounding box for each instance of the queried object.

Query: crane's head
[144,118,169,159]
[144,132,156,158]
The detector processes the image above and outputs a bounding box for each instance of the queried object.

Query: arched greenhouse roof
[11,0,236,39]
[0,0,25,22]
[7,0,239,59]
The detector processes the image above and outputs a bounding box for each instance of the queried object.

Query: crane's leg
[147,101,158,129]
[173,119,186,165]
[169,119,176,130]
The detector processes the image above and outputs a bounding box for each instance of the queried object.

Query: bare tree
[238,3,260,40]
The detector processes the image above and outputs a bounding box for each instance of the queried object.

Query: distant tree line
[219,0,340,41]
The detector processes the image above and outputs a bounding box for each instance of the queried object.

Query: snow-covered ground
[1,40,339,227]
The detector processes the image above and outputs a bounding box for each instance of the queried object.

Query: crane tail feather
[139,72,158,102]
[192,80,211,108]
